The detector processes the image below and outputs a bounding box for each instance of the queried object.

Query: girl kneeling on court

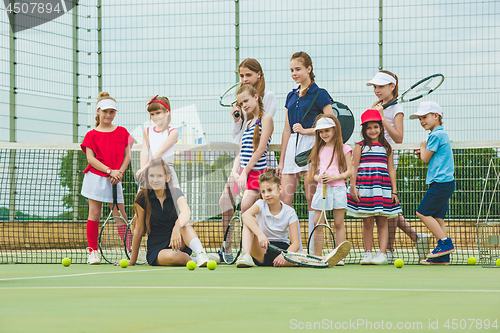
[236,169,351,268]
[129,158,213,267]
[306,114,352,265]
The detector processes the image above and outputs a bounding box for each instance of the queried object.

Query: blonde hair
[259,169,280,186]
[236,85,264,152]
[95,92,116,127]
[306,114,346,182]
[291,52,315,97]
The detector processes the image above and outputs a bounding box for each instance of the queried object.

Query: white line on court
[0,286,499,293]
[0,266,183,282]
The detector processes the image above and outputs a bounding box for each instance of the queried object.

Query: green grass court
[1,264,498,333]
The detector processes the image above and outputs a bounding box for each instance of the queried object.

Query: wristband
[392,192,398,195]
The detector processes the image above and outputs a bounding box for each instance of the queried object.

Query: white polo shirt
[255,199,298,243]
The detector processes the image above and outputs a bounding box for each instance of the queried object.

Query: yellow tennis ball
[61,258,71,267]
[496,258,500,267]
[467,257,477,265]
[119,259,129,268]
[207,260,217,270]
[394,259,404,268]
[186,260,196,270]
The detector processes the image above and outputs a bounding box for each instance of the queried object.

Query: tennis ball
[394,259,404,268]
[186,260,197,270]
[496,258,500,267]
[119,259,129,268]
[467,257,477,265]
[207,260,217,270]
[61,258,71,267]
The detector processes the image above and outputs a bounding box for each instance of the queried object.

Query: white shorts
[311,186,347,210]
[282,133,314,174]
[81,172,124,204]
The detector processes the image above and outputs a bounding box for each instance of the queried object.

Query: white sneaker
[386,250,395,264]
[196,251,210,267]
[236,252,255,268]
[415,232,432,261]
[207,252,221,264]
[87,248,100,265]
[336,259,345,266]
[325,241,351,267]
[360,251,373,265]
[137,248,147,263]
[370,252,388,265]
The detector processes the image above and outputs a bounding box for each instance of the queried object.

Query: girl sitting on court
[305,114,352,265]
[81,92,134,265]
[236,169,351,268]
[367,70,430,262]
[229,85,273,214]
[346,109,401,265]
[128,158,213,267]
[136,95,179,187]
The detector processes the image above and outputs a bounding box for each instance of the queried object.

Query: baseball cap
[366,72,397,86]
[409,101,443,119]
[314,117,335,131]
[361,109,382,125]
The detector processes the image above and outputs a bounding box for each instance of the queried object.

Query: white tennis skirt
[81,172,124,203]
[282,133,315,174]
[311,186,347,210]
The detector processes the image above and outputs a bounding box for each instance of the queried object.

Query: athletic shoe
[427,238,455,258]
[325,241,351,267]
[420,254,450,265]
[360,251,373,265]
[196,251,210,267]
[236,252,255,268]
[386,250,395,264]
[414,232,431,260]
[207,252,221,264]
[137,248,147,263]
[370,252,388,265]
[336,259,345,266]
[87,248,100,265]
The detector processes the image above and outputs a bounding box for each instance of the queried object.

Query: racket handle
[112,184,118,205]
[323,183,327,199]
[382,98,397,109]
[234,110,240,118]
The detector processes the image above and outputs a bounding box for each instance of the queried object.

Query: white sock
[297,220,303,252]
[440,238,448,242]
[189,238,204,255]
[307,211,315,253]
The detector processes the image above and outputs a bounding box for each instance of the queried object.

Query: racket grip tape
[112,184,118,205]
[323,184,327,199]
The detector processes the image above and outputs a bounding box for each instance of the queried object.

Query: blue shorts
[417,181,455,219]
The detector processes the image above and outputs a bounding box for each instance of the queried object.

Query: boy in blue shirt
[411,102,455,265]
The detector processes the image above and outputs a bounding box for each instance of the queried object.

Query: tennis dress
[346,142,401,218]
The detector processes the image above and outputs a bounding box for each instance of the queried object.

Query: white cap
[97,99,118,111]
[366,72,397,86]
[314,117,335,131]
[410,101,443,119]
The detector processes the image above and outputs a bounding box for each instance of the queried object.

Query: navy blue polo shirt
[285,83,331,133]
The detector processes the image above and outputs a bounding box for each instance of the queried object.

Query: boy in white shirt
[236,169,351,268]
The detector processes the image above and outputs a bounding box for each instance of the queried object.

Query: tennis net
[1,141,499,264]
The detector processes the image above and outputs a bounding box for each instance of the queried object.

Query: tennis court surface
[1,264,498,333]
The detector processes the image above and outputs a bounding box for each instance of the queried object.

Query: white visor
[366,72,397,86]
[314,117,335,131]
[97,99,118,111]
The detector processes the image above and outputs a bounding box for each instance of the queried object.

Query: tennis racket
[268,244,329,268]
[124,215,148,265]
[382,73,445,109]
[219,83,240,108]
[308,184,336,257]
[221,191,243,264]
[98,184,129,264]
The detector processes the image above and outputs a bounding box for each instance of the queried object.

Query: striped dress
[346,142,401,218]
[240,120,270,170]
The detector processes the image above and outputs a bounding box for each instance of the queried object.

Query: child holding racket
[81,92,133,265]
[129,158,214,267]
[347,109,401,265]
[367,71,431,262]
[411,102,455,265]
[237,169,351,268]
[136,95,179,188]
[306,114,352,265]
[229,85,273,214]
[277,51,335,251]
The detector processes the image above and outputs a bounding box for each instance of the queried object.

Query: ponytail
[291,52,315,97]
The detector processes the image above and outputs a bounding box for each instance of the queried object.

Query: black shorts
[254,241,289,267]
